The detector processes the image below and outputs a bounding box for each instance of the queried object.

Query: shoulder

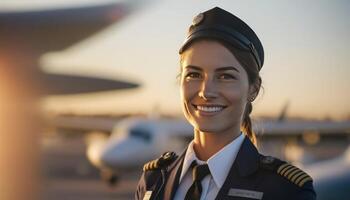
[143,151,178,171]
[258,154,316,198]
[137,151,178,186]
[135,151,179,200]
[140,151,178,184]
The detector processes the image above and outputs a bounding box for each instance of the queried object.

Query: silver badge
[192,13,204,26]
[228,188,263,199]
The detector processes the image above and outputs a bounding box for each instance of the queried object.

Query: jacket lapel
[235,137,260,177]
[162,149,186,200]
[215,137,261,200]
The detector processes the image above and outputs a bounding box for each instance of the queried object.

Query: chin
[194,123,227,134]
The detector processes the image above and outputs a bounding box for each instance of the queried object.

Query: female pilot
[135,7,316,200]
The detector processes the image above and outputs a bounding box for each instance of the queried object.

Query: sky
[1,0,349,120]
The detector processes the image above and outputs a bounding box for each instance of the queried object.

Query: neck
[192,125,241,161]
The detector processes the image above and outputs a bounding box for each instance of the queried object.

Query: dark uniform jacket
[135,137,316,200]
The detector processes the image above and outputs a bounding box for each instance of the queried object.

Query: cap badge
[192,13,204,26]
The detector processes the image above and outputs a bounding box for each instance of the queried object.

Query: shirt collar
[179,133,245,188]
[179,140,204,183]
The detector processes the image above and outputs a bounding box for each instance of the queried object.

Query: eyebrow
[185,65,240,73]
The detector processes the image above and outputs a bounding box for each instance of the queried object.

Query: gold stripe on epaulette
[290,168,305,182]
[143,160,160,171]
[150,161,155,169]
[283,166,298,177]
[298,176,313,187]
[277,163,289,174]
[143,152,177,172]
[277,163,312,187]
[283,167,295,177]
[152,161,158,169]
[295,173,309,185]
[287,168,301,180]
[280,165,294,175]
[143,163,148,171]
[291,171,305,182]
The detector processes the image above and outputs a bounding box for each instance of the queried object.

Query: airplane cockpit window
[129,128,152,142]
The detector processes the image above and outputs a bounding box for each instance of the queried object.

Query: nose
[198,77,218,100]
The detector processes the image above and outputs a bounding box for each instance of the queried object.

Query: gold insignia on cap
[192,13,204,26]
[277,163,313,187]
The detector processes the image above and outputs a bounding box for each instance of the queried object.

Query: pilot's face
[180,40,251,134]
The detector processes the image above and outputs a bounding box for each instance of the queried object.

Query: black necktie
[184,162,210,200]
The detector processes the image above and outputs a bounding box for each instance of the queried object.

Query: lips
[192,104,227,114]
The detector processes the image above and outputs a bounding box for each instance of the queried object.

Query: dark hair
[179,38,262,146]
[221,41,262,146]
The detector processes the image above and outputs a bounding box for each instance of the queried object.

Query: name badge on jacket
[228,188,264,199]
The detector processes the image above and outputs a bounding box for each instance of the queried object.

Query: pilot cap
[179,7,264,70]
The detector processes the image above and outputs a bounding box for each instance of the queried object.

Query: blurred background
[0,0,349,199]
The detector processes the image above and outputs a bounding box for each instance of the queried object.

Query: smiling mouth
[192,104,227,113]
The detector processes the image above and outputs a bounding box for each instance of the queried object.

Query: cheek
[180,81,187,104]
[224,84,248,103]
[180,80,198,102]
[180,81,198,118]
[222,84,249,121]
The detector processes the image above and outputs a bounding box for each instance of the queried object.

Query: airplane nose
[86,134,108,168]
[100,138,152,169]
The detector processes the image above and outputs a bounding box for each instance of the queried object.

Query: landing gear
[100,169,119,186]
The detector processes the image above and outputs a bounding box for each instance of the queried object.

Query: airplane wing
[41,72,139,95]
[48,115,125,134]
[254,120,350,135]
[0,2,130,53]
[1,1,145,95]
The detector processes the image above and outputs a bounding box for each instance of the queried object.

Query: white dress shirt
[173,133,245,200]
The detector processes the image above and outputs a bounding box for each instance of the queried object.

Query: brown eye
[218,73,236,80]
[185,72,201,79]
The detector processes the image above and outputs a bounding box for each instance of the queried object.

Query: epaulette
[143,151,178,171]
[277,163,313,187]
[259,155,313,187]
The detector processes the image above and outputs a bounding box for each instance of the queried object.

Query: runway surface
[41,134,141,200]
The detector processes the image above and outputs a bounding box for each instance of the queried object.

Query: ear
[248,86,257,102]
[248,79,261,102]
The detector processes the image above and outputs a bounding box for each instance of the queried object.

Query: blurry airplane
[0,1,144,95]
[81,114,350,185]
[85,117,193,184]
[305,146,350,200]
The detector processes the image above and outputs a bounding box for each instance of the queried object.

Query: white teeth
[197,106,224,112]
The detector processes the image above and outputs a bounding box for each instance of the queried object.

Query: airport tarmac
[41,134,140,200]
